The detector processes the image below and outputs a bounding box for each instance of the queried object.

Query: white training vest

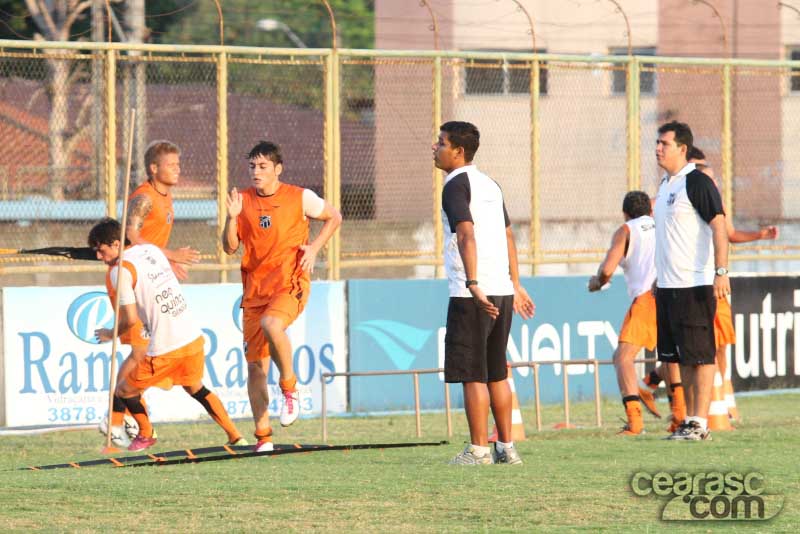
[111,244,201,357]
[620,215,657,299]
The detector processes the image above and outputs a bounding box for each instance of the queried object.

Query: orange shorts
[243,291,308,363]
[128,336,205,391]
[619,291,657,351]
[714,297,735,347]
[119,320,149,349]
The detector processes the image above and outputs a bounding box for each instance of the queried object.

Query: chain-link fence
[1,41,799,285]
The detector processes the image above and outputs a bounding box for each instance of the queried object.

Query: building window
[464,51,548,95]
[611,47,656,95]
[789,48,800,92]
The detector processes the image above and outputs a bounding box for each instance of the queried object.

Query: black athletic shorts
[656,285,717,366]
[444,295,513,383]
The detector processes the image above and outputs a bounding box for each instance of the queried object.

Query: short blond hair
[144,140,180,179]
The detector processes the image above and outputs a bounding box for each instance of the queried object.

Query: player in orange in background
[127,140,200,279]
[222,141,341,452]
[589,191,657,435]
[91,218,245,452]
[101,141,202,446]
[640,146,778,426]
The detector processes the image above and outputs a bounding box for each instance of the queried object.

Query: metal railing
[319,357,657,442]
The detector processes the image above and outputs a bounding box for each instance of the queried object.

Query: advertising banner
[348,277,631,411]
[2,282,347,427]
[727,276,800,391]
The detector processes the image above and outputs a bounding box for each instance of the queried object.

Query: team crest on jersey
[259,215,272,229]
[667,192,676,206]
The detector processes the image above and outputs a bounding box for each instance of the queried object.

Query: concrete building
[373,0,797,272]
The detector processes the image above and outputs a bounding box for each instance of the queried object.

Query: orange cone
[708,371,733,431]
[489,365,526,442]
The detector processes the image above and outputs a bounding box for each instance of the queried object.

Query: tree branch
[25,0,59,40]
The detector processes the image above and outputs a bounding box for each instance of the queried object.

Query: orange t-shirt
[130,180,174,248]
[237,184,310,308]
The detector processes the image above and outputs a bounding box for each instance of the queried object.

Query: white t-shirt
[441,164,514,298]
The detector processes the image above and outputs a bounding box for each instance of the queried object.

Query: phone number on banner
[47,406,104,423]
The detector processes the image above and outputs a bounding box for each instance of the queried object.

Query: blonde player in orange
[222,141,341,452]
[127,140,200,280]
[91,218,246,452]
[101,141,202,445]
[589,191,657,435]
[640,147,777,425]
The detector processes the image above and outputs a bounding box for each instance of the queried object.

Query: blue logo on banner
[232,295,243,332]
[354,320,434,370]
[66,291,115,344]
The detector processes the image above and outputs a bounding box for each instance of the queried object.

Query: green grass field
[1,394,797,533]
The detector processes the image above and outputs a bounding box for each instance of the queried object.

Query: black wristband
[465,279,478,288]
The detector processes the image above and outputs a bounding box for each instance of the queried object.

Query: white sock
[495,440,514,453]
[470,444,491,456]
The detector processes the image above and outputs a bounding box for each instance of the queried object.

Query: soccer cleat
[448,444,493,465]
[666,420,712,441]
[279,389,301,427]
[638,387,661,418]
[227,437,249,446]
[254,439,274,452]
[492,443,523,465]
[128,435,158,451]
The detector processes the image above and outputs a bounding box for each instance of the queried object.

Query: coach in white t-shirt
[653,121,729,442]
[433,121,535,465]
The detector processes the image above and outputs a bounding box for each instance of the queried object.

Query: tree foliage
[157,0,374,49]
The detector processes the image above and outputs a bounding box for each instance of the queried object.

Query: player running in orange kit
[91,218,245,451]
[222,141,341,452]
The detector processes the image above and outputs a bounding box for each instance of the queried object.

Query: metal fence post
[562,363,570,427]
[105,48,117,217]
[324,50,341,280]
[413,372,421,438]
[594,359,602,427]
[216,51,229,283]
[321,373,328,443]
[433,56,443,278]
[626,55,641,192]
[533,362,541,431]
[530,57,541,274]
[721,63,733,218]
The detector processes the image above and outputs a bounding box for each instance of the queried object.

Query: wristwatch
[715,267,729,276]
[465,279,479,288]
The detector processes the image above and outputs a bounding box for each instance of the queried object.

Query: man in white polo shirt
[434,121,535,465]
[653,121,729,441]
